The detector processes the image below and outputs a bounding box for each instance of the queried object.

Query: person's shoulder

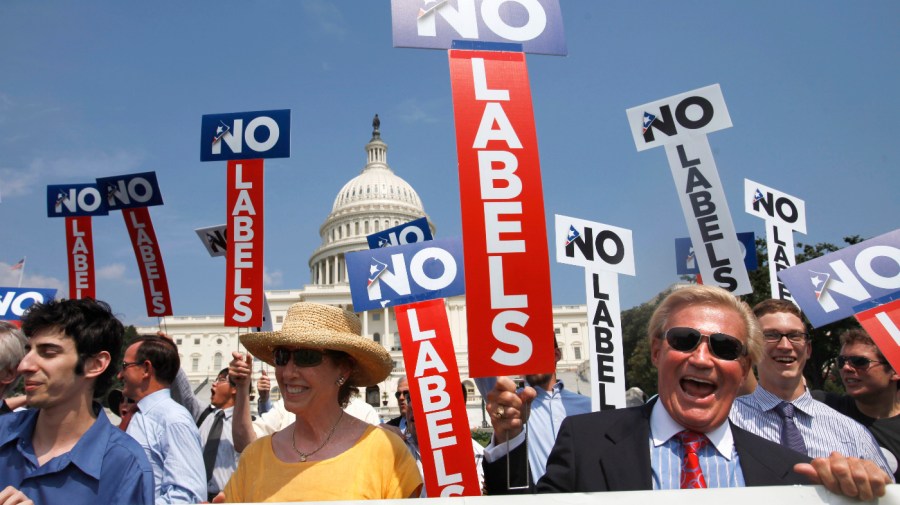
[104,426,154,471]
[0,409,36,448]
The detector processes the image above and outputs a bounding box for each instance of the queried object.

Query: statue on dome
[372,114,380,138]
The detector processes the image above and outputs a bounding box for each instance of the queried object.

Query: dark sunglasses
[837,355,887,370]
[664,327,747,361]
[273,348,327,368]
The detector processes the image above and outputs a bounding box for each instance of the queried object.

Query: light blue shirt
[127,388,206,504]
[730,385,893,479]
[649,400,745,489]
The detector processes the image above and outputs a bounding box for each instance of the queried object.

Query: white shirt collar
[649,399,736,461]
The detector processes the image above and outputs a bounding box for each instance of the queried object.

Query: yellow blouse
[224,425,422,502]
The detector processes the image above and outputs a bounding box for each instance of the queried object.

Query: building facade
[137,117,590,427]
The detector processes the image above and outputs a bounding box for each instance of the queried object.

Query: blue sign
[0,288,57,321]
[200,109,291,162]
[366,217,433,249]
[778,229,900,328]
[96,171,164,210]
[46,183,109,218]
[346,237,465,312]
[675,232,757,275]
[390,0,567,56]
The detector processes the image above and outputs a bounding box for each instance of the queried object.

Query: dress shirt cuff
[483,430,526,463]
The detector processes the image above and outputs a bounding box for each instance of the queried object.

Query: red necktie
[677,430,708,489]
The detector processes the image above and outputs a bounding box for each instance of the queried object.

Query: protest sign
[226,160,265,327]
[449,47,554,377]
[396,300,481,496]
[390,0,566,56]
[196,224,228,258]
[779,228,900,328]
[66,217,95,300]
[200,109,291,162]
[675,232,756,276]
[0,288,57,321]
[855,297,900,373]
[367,217,433,249]
[346,237,465,312]
[745,179,806,301]
[555,215,634,410]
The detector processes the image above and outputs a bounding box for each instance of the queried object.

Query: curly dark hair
[21,298,124,398]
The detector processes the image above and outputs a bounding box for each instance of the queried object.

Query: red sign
[123,207,172,316]
[226,159,265,327]
[855,298,900,372]
[65,216,95,300]
[395,300,480,497]
[449,49,554,377]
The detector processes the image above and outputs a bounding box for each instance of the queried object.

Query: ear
[650,337,662,367]
[83,351,111,379]
[554,347,562,363]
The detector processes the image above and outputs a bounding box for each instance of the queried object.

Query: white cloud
[96,263,133,282]
[0,150,145,198]
[264,267,284,288]
[0,262,66,292]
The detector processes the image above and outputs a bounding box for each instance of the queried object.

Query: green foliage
[622,287,674,396]
[471,429,493,448]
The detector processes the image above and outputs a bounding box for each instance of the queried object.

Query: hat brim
[240,328,392,387]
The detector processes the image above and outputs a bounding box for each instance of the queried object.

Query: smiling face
[839,342,899,402]
[651,304,751,433]
[275,348,350,415]
[17,329,93,412]
[756,312,810,399]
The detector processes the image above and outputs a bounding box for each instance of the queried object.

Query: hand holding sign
[485,376,536,443]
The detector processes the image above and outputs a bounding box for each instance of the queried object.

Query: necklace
[291,410,344,462]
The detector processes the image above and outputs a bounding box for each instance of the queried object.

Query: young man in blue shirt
[0,298,154,504]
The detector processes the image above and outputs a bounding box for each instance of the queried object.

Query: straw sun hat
[240,302,392,387]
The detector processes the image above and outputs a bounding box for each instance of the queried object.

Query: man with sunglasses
[0,298,154,505]
[814,329,900,480]
[483,285,890,500]
[730,299,891,475]
[386,376,411,432]
[119,335,206,503]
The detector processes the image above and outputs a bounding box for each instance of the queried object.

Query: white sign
[555,215,635,276]
[666,136,751,295]
[626,84,732,152]
[584,269,625,411]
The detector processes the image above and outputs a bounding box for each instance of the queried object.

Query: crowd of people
[0,288,897,503]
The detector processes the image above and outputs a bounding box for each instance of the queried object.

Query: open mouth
[680,377,716,398]
[772,356,797,365]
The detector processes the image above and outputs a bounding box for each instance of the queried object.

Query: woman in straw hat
[223,302,422,502]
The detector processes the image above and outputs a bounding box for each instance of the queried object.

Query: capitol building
[137,117,591,427]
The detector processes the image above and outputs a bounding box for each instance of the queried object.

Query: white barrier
[247,485,898,504]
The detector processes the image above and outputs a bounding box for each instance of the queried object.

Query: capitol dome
[308,116,434,286]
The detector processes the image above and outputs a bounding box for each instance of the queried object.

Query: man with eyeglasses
[119,335,206,503]
[482,285,891,500]
[730,299,891,476]
[813,329,900,480]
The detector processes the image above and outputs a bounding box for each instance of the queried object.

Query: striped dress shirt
[649,401,745,489]
[730,386,893,479]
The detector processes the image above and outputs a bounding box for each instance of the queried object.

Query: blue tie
[775,401,807,455]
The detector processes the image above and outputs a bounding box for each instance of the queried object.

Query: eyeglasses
[273,348,327,368]
[763,330,809,345]
[121,361,144,370]
[837,355,887,370]
[663,327,747,361]
[213,375,230,383]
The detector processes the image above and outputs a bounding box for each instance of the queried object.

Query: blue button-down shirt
[127,388,206,504]
[730,385,893,478]
[0,404,155,505]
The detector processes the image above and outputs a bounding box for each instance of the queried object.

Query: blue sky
[1,1,898,327]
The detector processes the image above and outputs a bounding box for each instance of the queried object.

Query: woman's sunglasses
[663,327,747,361]
[836,355,887,370]
[273,348,327,368]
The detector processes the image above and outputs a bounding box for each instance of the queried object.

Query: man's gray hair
[647,284,763,365]
[0,322,26,394]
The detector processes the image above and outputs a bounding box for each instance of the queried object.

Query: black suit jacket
[386,415,403,427]
[484,399,812,494]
